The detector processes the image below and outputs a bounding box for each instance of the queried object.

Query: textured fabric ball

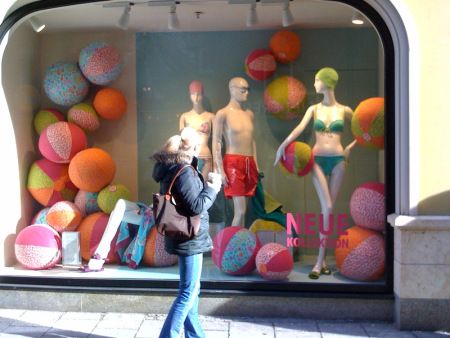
[249,219,285,233]
[38,121,87,164]
[269,30,301,64]
[67,103,100,132]
[78,212,118,263]
[350,182,385,232]
[264,76,306,120]
[351,97,385,149]
[46,201,82,233]
[15,224,61,270]
[74,190,100,216]
[245,49,277,81]
[33,108,65,135]
[43,62,89,106]
[93,88,127,120]
[31,207,51,225]
[256,243,294,281]
[279,141,314,177]
[68,148,116,192]
[27,159,78,206]
[142,226,178,267]
[97,184,132,214]
[79,41,123,85]
[212,227,260,275]
[335,226,385,281]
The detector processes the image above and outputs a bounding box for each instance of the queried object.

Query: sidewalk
[0,309,448,338]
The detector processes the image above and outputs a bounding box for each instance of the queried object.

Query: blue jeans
[159,253,205,338]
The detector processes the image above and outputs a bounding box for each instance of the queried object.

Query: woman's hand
[274,145,286,166]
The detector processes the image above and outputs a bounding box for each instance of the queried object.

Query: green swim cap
[316,67,339,89]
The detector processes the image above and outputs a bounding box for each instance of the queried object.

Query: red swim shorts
[223,154,258,198]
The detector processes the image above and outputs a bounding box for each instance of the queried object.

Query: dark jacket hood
[151,150,197,183]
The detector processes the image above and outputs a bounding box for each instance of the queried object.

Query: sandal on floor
[308,269,321,279]
[321,265,331,275]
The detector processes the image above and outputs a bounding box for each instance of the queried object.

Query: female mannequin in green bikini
[274,67,356,279]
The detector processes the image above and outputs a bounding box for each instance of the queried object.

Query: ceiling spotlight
[168,4,180,30]
[351,10,364,25]
[118,3,132,30]
[29,17,45,33]
[246,3,258,27]
[281,2,294,27]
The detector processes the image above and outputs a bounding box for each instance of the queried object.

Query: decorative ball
[264,76,306,120]
[79,41,123,85]
[93,87,127,120]
[244,49,277,81]
[74,190,100,216]
[43,62,89,106]
[142,227,178,267]
[256,243,294,281]
[15,224,61,270]
[33,109,65,135]
[269,30,301,64]
[97,184,132,214]
[78,212,118,263]
[67,103,100,132]
[68,148,116,192]
[31,207,51,225]
[249,219,285,233]
[212,226,260,275]
[278,141,314,177]
[335,226,385,281]
[46,201,82,233]
[350,182,385,232]
[27,159,78,206]
[351,97,385,149]
[38,121,88,164]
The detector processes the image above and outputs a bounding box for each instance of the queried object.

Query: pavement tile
[0,309,26,320]
[96,313,145,330]
[51,319,99,332]
[42,329,91,337]
[60,312,103,321]
[229,320,275,338]
[15,311,63,327]
[0,322,12,332]
[319,320,368,338]
[414,332,450,338]
[361,322,417,338]
[273,318,319,332]
[201,331,228,338]
[200,320,228,331]
[135,320,164,338]
[1,325,50,337]
[90,327,138,338]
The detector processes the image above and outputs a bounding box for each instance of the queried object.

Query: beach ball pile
[278,141,314,177]
[33,109,65,134]
[264,75,307,120]
[351,97,385,149]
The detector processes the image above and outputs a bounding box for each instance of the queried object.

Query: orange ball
[68,148,116,192]
[93,87,127,120]
[46,201,82,232]
[269,30,301,64]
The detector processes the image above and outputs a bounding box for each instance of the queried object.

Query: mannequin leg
[200,158,213,180]
[231,196,246,227]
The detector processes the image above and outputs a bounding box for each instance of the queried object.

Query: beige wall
[401,0,450,214]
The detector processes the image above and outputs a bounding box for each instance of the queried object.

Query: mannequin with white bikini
[274,67,356,279]
[179,80,215,178]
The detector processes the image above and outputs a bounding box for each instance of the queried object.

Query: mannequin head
[229,77,249,102]
[315,67,339,92]
[189,80,204,105]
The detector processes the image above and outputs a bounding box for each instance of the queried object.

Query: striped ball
[74,190,100,216]
[212,227,260,276]
[350,182,385,232]
[269,30,301,64]
[78,212,118,263]
[142,227,178,267]
[31,207,51,225]
[46,201,82,233]
[15,224,61,270]
[43,62,89,106]
[38,121,88,163]
[279,141,314,177]
[79,41,123,85]
[245,49,277,81]
[67,103,100,132]
[33,108,65,135]
[97,184,132,214]
[93,87,127,120]
[68,148,116,192]
[264,76,306,120]
[27,159,78,206]
[351,97,385,149]
[335,226,385,281]
[256,243,294,281]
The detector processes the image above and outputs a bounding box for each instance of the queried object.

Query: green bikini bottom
[314,155,345,176]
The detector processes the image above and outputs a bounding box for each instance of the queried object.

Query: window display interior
[0,0,387,291]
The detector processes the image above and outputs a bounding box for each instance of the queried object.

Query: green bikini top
[314,119,344,133]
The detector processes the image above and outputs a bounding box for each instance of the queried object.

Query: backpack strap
[165,165,195,200]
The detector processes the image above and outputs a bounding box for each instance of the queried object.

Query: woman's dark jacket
[152,150,217,256]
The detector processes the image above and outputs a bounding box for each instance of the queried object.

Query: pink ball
[256,243,294,280]
[15,224,61,270]
[350,182,385,232]
[212,227,260,275]
[38,121,87,163]
[245,49,277,81]
[46,201,82,232]
[142,227,178,267]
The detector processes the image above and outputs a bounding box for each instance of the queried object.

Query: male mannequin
[213,77,259,227]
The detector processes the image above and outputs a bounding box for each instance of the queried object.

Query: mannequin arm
[343,105,357,159]
[179,113,186,131]
[212,109,227,184]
